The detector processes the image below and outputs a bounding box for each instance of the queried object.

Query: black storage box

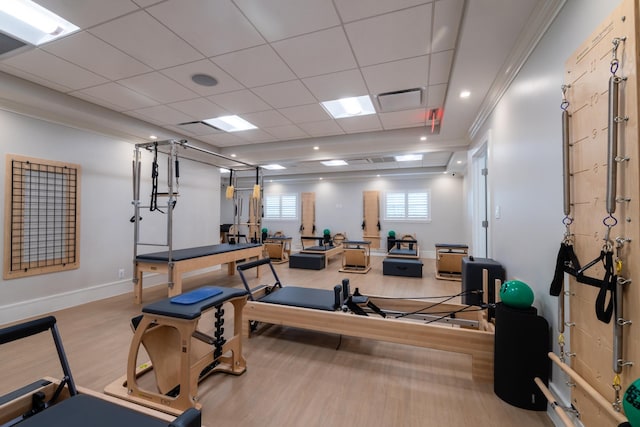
[494,303,549,410]
[289,253,325,270]
[461,257,504,306]
[383,258,423,277]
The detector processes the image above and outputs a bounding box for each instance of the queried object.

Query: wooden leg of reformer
[134,264,143,305]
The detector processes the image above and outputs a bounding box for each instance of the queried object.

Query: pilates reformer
[300,235,344,268]
[0,316,201,427]
[387,234,420,259]
[105,287,248,416]
[339,240,372,274]
[236,258,496,382]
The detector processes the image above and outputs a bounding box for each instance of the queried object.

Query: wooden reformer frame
[237,258,495,383]
[339,240,372,274]
[105,289,248,416]
[262,236,292,264]
[435,243,469,281]
[300,235,344,268]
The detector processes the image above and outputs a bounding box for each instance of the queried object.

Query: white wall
[0,109,220,324]
[222,174,466,256]
[466,0,621,416]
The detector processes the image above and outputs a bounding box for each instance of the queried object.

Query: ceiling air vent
[0,32,28,58]
[376,87,423,112]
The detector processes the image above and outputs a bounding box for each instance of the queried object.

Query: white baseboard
[0,266,222,326]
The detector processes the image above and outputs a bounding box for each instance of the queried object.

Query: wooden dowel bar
[548,352,628,424]
[534,377,575,427]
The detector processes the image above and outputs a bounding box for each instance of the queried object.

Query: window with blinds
[4,154,81,279]
[264,193,298,220]
[384,190,430,221]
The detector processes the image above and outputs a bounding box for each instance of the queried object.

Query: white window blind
[385,190,430,221]
[264,194,298,219]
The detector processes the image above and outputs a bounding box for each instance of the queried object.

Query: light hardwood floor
[0,255,553,427]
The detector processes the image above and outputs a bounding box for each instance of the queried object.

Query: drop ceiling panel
[361,56,429,96]
[302,69,368,102]
[297,120,345,137]
[234,0,340,42]
[333,0,429,23]
[345,5,432,67]
[264,124,308,140]
[175,122,220,136]
[432,0,464,52]
[212,45,296,88]
[35,0,139,28]
[147,0,264,57]
[379,108,427,129]
[429,50,454,85]
[198,132,244,147]
[168,98,228,120]
[279,104,331,123]
[2,49,107,91]
[272,27,357,78]
[243,110,292,128]
[337,115,382,133]
[130,105,194,125]
[43,32,151,81]
[0,63,72,92]
[160,60,243,96]
[426,84,447,108]
[118,72,199,103]
[208,90,272,114]
[251,80,316,109]
[89,11,203,69]
[235,129,277,143]
[73,82,159,111]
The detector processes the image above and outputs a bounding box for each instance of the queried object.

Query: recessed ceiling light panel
[321,96,375,119]
[321,160,348,166]
[0,0,79,46]
[395,154,423,162]
[202,115,256,132]
[262,164,286,170]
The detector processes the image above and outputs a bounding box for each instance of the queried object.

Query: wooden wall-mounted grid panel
[3,154,81,279]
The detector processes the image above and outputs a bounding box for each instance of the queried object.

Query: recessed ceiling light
[313,146,319,150]
[262,164,286,170]
[395,154,423,162]
[203,115,257,132]
[457,160,462,164]
[320,95,375,119]
[420,136,427,141]
[220,168,230,173]
[0,0,79,45]
[460,90,471,98]
[319,177,323,180]
[230,154,236,157]
[149,135,157,140]
[191,73,218,87]
[321,160,348,166]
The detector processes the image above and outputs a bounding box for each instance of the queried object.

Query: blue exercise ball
[500,280,534,309]
[624,379,640,426]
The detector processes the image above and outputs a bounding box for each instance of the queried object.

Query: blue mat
[170,287,223,304]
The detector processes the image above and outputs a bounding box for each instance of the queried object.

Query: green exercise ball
[624,379,640,427]
[323,228,331,235]
[261,228,268,233]
[500,280,534,309]
[388,230,396,237]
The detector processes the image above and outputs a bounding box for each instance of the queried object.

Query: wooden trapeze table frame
[243,286,495,382]
[133,245,263,304]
